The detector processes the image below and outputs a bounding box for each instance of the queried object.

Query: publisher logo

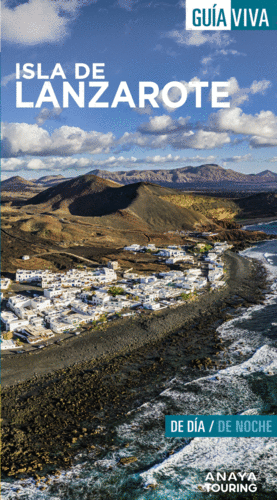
[200,472,258,494]
[186,0,231,31]
[186,0,277,31]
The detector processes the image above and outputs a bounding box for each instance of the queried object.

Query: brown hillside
[125,183,209,230]
[27,174,122,215]
[1,176,46,203]
[25,174,210,230]
[1,176,39,192]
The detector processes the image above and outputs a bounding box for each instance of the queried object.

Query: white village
[0,242,231,351]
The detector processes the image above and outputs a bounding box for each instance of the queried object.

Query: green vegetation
[199,244,213,253]
[3,332,13,341]
[108,286,125,297]
[180,292,194,300]
[193,244,213,253]
[99,314,107,323]
[180,291,198,301]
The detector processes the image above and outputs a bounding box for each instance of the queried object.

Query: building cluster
[0,242,230,350]
[124,243,194,264]
[204,242,231,290]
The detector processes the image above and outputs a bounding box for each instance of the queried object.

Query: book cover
[1,1,277,499]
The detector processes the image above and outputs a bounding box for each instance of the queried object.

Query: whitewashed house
[144,301,161,310]
[0,278,11,290]
[1,314,29,332]
[124,244,142,252]
[8,295,32,311]
[139,275,157,284]
[31,296,51,311]
[44,288,64,299]
[91,293,110,306]
[1,311,19,329]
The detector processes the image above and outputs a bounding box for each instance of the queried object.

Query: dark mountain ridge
[3,164,277,196]
[88,164,277,192]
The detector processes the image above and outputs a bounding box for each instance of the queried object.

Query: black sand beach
[1,251,269,479]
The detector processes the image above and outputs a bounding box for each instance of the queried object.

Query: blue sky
[2,0,277,179]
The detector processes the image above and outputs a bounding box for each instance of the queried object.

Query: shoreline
[238,216,277,226]
[1,251,263,389]
[1,251,270,479]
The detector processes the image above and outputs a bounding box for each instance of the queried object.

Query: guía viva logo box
[186,0,277,30]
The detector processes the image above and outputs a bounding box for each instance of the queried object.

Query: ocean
[2,221,277,499]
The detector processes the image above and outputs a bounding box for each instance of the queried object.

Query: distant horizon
[2,162,277,183]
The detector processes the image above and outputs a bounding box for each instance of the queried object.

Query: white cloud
[2,122,115,157]
[2,123,51,157]
[1,153,218,173]
[118,127,230,151]
[169,129,231,150]
[210,107,277,147]
[1,72,17,87]
[250,80,272,95]
[166,24,233,48]
[218,49,245,57]
[35,107,63,126]
[2,71,21,87]
[201,56,213,66]
[118,130,166,150]
[211,77,272,107]
[1,158,27,172]
[250,136,277,148]
[2,68,39,87]
[134,113,229,149]
[2,156,90,172]
[2,0,96,46]
[25,158,48,170]
[138,114,189,134]
[145,154,180,163]
[222,154,253,164]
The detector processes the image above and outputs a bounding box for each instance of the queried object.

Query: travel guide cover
[1,0,277,498]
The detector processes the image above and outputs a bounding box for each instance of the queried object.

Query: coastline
[1,251,264,389]
[238,216,277,226]
[1,250,270,479]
